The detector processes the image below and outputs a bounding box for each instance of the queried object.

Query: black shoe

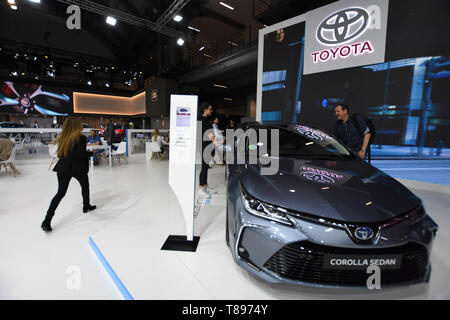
[41,220,52,232]
[83,205,97,213]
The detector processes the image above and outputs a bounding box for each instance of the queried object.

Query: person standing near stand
[198,102,218,197]
[41,118,96,232]
[104,119,118,151]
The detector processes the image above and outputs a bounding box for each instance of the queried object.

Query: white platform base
[91,161,450,300]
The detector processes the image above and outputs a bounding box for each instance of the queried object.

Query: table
[87,144,112,169]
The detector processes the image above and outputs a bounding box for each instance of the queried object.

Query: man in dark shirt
[199,102,218,197]
[104,119,118,151]
[334,104,371,160]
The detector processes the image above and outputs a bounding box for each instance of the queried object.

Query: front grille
[263,241,428,287]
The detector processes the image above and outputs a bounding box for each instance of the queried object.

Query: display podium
[161,94,200,252]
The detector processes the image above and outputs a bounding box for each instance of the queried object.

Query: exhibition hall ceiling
[0,0,338,92]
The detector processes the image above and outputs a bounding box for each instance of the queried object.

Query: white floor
[1,157,449,299]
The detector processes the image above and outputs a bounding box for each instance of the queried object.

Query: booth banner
[168,95,198,241]
[304,0,389,75]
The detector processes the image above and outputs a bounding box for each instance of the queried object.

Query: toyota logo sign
[354,226,375,241]
[317,7,370,46]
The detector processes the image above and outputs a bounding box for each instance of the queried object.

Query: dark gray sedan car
[226,123,438,287]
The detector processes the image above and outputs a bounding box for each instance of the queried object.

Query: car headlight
[240,185,294,226]
[380,205,426,230]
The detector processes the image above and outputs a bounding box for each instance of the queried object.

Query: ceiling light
[106,16,117,26]
[224,98,232,101]
[219,2,234,10]
[10,5,18,10]
[213,84,228,89]
[228,41,238,46]
[8,0,15,4]
[199,46,205,51]
[177,38,184,46]
[173,15,183,22]
[105,82,110,88]
[28,0,41,3]
[87,80,92,86]
[203,53,212,58]
[188,26,200,32]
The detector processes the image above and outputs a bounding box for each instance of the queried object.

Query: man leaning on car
[334,104,371,160]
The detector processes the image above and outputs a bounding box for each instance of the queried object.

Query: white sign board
[168,95,198,241]
[303,0,389,74]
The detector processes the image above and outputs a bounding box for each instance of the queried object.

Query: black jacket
[53,135,93,176]
[105,123,115,140]
[333,114,369,152]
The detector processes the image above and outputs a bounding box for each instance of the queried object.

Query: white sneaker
[205,186,217,194]
[198,188,211,198]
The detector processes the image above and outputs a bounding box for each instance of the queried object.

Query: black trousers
[199,158,209,187]
[46,173,90,218]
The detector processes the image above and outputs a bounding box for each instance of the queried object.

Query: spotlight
[10,5,18,10]
[173,15,183,22]
[105,82,110,88]
[219,2,234,10]
[87,80,92,86]
[11,71,18,77]
[106,16,117,26]
[188,26,200,32]
[199,46,205,51]
[8,0,15,4]
[177,38,184,46]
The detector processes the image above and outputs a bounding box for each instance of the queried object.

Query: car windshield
[247,125,354,160]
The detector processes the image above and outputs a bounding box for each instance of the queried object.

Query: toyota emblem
[354,226,375,241]
[317,8,370,46]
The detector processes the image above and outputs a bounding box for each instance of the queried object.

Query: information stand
[161,95,200,252]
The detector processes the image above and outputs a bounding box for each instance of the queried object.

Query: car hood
[240,157,421,223]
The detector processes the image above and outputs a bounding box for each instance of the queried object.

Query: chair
[0,146,20,177]
[48,143,58,170]
[111,141,127,165]
[147,141,163,161]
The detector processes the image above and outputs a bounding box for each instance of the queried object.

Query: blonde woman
[41,118,96,232]
[152,129,168,148]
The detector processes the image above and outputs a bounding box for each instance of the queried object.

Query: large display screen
[0,81,72,116]
[259,0,450,157]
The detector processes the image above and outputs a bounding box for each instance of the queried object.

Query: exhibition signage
[163,95,199,251]
[303,0,389,74]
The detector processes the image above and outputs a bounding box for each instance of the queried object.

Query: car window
[245,125,354,159]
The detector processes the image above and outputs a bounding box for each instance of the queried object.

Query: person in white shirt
[152,129,169,157]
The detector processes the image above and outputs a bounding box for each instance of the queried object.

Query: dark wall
[146,79,179,117]
[385,0,450,61]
